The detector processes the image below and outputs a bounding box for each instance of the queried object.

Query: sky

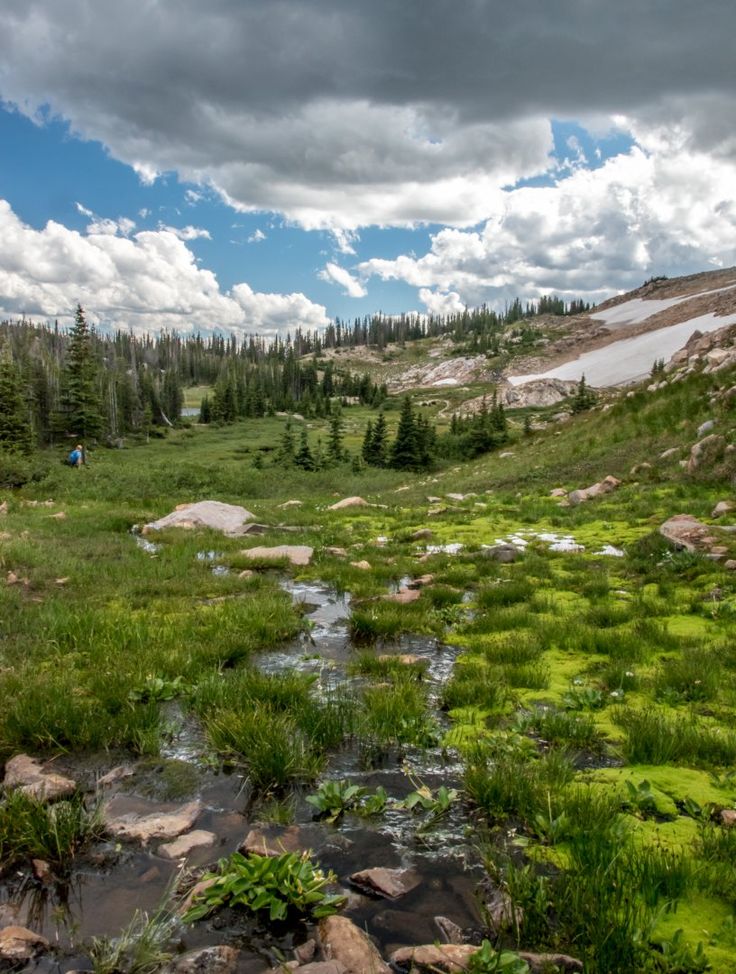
[0,1,735,337]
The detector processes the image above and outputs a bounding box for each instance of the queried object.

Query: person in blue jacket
[68,444,85,467]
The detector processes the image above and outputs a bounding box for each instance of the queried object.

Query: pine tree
[162,368,183,424]
[361,420,374,464]
[277,419,295,466]
[0,347,33,453]
[571,374,596,414]
[294,427,315,470]
[59,305,103,440]
[370,410,388,467]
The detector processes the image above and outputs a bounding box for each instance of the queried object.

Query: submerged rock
[143,501,255,536]
[240,825,307,857]
[519,952,583,973]
[158,830,216,860]
[165,945,240,974]
[4,754,76,801]
[318,916,390,974]
[390,944,474,972]
[349,867,420,899]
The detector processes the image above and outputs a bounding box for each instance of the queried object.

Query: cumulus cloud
[0,199,328,335]
[3,1,733,231]
[360,142,736,310]
[319,262,368,298]
[158,223,211,241]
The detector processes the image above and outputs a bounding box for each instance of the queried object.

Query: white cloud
[87,216,137,236]
[332,229,359,255]
[359,142,736,310]
[0,199,328,335]
[319,261,367,298]
[158,223,211,241]
[247,228,266,243]
[75,201,94,218]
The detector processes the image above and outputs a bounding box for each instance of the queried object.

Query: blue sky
[0,2,734,335]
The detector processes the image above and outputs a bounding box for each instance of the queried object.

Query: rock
[0,926,49,964]
[4,754,76,801]
[659,514,717,554]
[318,916,390,974]
[659,447,680,460]
[446,493,467,501]
[179,877,218,914]
[325,547,348,557]
[712,500,735,518]
[687,434,726,473]
[720,809,736,827]
[498,452,515,459]
[549,488,567,497]
[294,940,318,965]
[551,411,571,423]
[427,506,447,516]
[240,545,313,566]
[240,523,270,536]
[482,544,519,564]
[383,588,421,604]
[144,501,255,536]
[31,859,52,883]
[49,511,67,520]
[350,560,372,571]
[238,569,255,579]
[407,574,434,589]
[103,798,201,844]
[349,867,420,899]
[5,572,18,586]
[279,500,303,508]
[240,825,306,857]
[98,764,135,787]
[293,964,346,974]
[434,916,464,945]
[166,945,240,974]
[485,889,523,934]
[568,475,621,505]
[410,529,434,540]
[377,654,424,667]
[518,952,583,973]
[158,830,216,860]
[0,502,6,516]
[697,419,716,437]
[629,462,652,476]
[328,497,370,510]
[389,944,475,972]
[725,560,736,571]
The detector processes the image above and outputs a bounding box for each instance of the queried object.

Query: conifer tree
[390,396,421,470]
[294,427,315,470]
[0,346,33,453]
[370,410,388,467]
[277,419,295,465]
[59,305,103,440]
[571,374,596,414]
[327,405,344,465]
[361,420,374,464]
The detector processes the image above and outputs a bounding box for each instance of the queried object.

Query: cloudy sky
[0,0,735,335]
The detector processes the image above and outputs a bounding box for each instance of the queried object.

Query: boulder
[712,500,735,518]
[434,916,464,945]
[383,588,421,604]
[158,830,216,860]
[389,944,475,972]
[350,560,372,571]
[293,964,347,974]
[659,514,717,554]
[485,889,523,934]
[349,867,420,899]
[240,545,313,566]
[103,798,201,844]
[325,547,348,557]
[407,574,434,589]
[166,945,240,974]
[567,475,621,506]
[0,926,49,964]
[294,940,318,965]
[143,501,255,536]
[410,529,434,541]
[687,434,726,473]
[328,497,370,510]
[697,419,716,437]
[4,754,76,801]
[659,447,680,460]
[482,544,519,564]
[720,809,736,827]
[279,500,303,508]
[519,953,583,973]
[98,765,135,788]
[549,488,567,497]
[318,916,390,974]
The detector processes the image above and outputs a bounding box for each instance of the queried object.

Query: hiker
[68,444,85,467]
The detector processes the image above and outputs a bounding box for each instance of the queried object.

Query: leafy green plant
[183,851,346,923]
[651,929,710,973]
[128,674,188,703]
[467,940,529,974]
[306,779,367,823]
[562,683,604,711]
[401,781,459,831]
[622,778,659,817]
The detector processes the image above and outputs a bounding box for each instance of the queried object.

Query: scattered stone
[383,588,421,604]
[389,944,475,972]
[687,434,726,473]
[427,506,447,517]
[498,452,515,459]
[5,572,18,586]
[294,940,318,965]
[659,514,719,554]
[549,488,567,497]
[659,447,680,460]
[629,462,652,476]
[519,952,583,973]
[725,560,736,571]
[410,529,434,540]
[551,411,571,423]
[485,889,523,934]
[697,419,716,437]
[240,825,306,857]
[31,859,52,883]
[318,916,390,974]
[446,493,467,501]
[158,830,216,860]
[0,926,49,964]
[293,963,346,974]
[4,754,76,801]
[720,809,736,827]
[567,475,621,505]
[377,654,424,667]
[712,500,735,518]
[350,560,372,571]
[481,544,519,564]
[55,577,70,585]
[143,501,255,536]
[426,496,442,503]
[434,916,464,945]
[166,945,240,974]
[49,511,67,520]
[328,497,370,510]
[407,574,434,589]
[98,765,135,787]
[103,798,201,844]
[240,522,270,536]
[240,545,313,566]
[325,547,348,557]
[238,569,255,579]
[349,867,420,900]
[0,502,7,516]
[279,500,303,508]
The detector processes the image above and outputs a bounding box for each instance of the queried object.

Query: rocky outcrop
[143,501,255,536]
[3,754,76,801]
[501,378,577,408]
[318,916,390,974]
[658,514,733,559]
[687,434,727,473]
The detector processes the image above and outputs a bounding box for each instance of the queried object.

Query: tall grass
[614,708,736,766]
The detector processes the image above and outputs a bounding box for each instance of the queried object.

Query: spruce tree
[59,305,103,440]
[294,427,315,470]
[390,396,421,470]
[571,374,596,414]
[370,410,388,466]
[0,347,33,453]
[361,420,374,464]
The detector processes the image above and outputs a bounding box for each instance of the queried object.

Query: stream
[0,579,482,973]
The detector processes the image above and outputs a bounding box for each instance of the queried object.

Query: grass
[0,790,104,874]
[613,708,736,767]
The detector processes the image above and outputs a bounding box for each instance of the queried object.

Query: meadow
[1,361,736,973]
